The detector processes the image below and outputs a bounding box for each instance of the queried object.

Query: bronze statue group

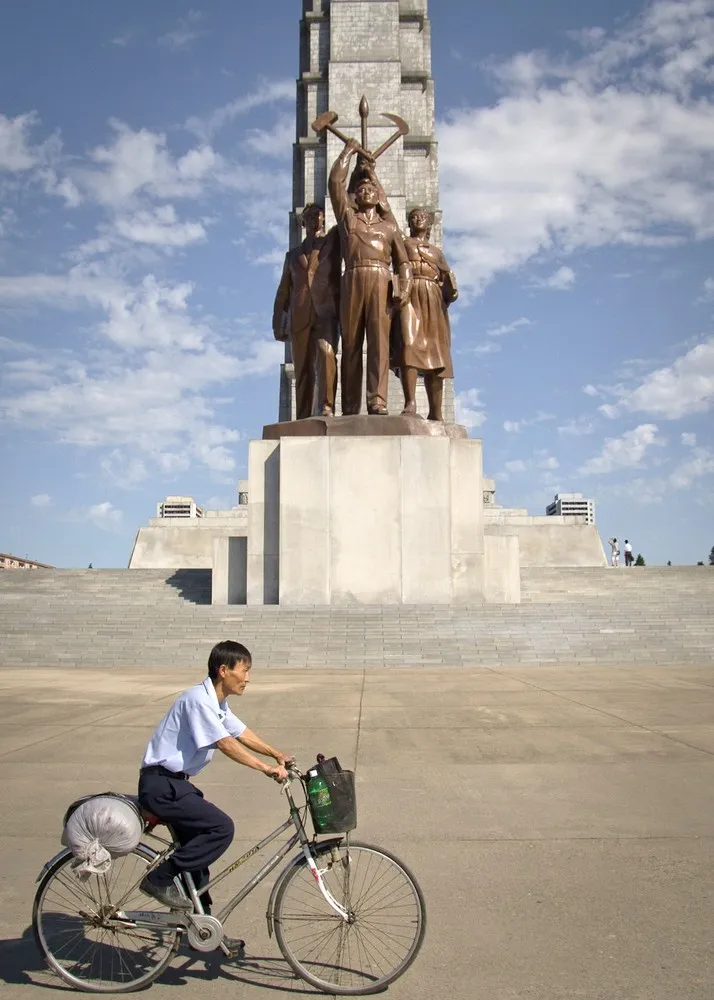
[273,137,458,422]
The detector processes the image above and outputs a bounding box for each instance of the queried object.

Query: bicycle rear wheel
[273,840,426,995]
[33,846,180,993]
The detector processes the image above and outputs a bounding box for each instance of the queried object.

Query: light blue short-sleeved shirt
[141,678,247,777]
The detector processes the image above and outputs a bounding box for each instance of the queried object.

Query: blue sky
[1,0,713,568]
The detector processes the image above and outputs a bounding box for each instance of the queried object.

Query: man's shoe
[140,876,193,911]
[368,406,389,416]
[220,937,246,961]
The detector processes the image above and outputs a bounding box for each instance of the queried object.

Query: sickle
[370,113,410,160]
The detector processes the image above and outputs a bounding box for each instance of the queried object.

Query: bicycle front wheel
[273,840,426,995]
[33,846,180,993]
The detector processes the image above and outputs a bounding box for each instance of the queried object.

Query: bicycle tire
[273,839,426,995]
[33,845,180,993]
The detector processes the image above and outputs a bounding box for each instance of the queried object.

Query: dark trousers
[340,267,392,413]
[138,770,234,910]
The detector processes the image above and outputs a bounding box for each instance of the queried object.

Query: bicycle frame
[104,775,350,934]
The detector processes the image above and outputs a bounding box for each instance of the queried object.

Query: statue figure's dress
[393,238,455,378]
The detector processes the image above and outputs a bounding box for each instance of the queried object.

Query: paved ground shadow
[0,926,317,995]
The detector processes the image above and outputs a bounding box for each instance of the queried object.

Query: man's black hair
[208,640,252,680]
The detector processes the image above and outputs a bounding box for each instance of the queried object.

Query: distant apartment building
[156,496,204,519]
[0,552,54,570]
[546,493,595,524]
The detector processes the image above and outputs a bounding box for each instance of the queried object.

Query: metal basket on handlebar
[308,757,357,834]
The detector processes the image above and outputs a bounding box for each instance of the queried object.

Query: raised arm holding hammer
[329,140,412,416]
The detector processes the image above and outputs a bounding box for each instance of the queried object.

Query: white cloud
[613,336,714,419]
[0,206,16,237]
[86,502,123,531]
[533,266,576,291]
[613,445,714,497]
[487,316,532,337]
[77,122,219,207]
[0,270,208,350]
[0,114,79,207]
[599,403,620,419]
[0,112,65,179]
[186,78,295,139]
[0,335,32,353]
[111,30,135,47]
[578,423,664,475]
[540,456,560,470]
[669,446,714,489]
[245,116,295,158]
[439,0,714,292]
[254,248,288,267]
[0,269,280,478]
[699,277,714,302]
[158,10,206,52]
[0,112,43,171]
[50,174,83,207]
[503,410,555,433]
[455,388,487,429]
[4,357,55,386]
[30,493,52,508]
[558,417,596,436]
[100,451,149,488]
[504,459,527,473]
[681,432,697,446]
[582,384,601,397]
[114,205,207,246]
[607,476,666,505]
[27,115,292,256]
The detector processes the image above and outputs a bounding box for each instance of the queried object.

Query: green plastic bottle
[307,769,333,832]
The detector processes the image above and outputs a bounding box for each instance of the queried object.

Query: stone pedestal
[246,434,498,606]
[263,414,468,440]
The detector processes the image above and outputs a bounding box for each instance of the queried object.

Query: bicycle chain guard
[186,913,224,952]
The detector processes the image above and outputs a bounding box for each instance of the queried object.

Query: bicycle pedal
[219,937,246,961]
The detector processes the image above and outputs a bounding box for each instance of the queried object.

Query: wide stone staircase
[0,567,712,669]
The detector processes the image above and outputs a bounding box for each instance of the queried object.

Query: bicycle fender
[265,837,344,937]
[36,848,72,883]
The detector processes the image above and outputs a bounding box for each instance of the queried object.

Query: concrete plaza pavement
[0,663,713,999]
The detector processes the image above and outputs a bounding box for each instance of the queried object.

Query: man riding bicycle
[138,640,292,956]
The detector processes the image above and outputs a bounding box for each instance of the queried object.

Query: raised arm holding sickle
[329,138,412,416]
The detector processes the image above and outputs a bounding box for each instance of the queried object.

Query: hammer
[312,111,372,159]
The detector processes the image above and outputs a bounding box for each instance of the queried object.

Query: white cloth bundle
[61,795,143,876]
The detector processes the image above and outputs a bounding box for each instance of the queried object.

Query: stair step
[1,567,713,669]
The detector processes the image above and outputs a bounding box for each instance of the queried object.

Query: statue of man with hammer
[328,142,412,415]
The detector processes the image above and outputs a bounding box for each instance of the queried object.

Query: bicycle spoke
[34,849,178,992]
[275,843,425,993]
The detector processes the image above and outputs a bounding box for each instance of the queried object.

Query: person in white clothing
[608,538,620,567]
[137,640,292,957]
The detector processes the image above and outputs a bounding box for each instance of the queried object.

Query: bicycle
[32,762,426,994]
